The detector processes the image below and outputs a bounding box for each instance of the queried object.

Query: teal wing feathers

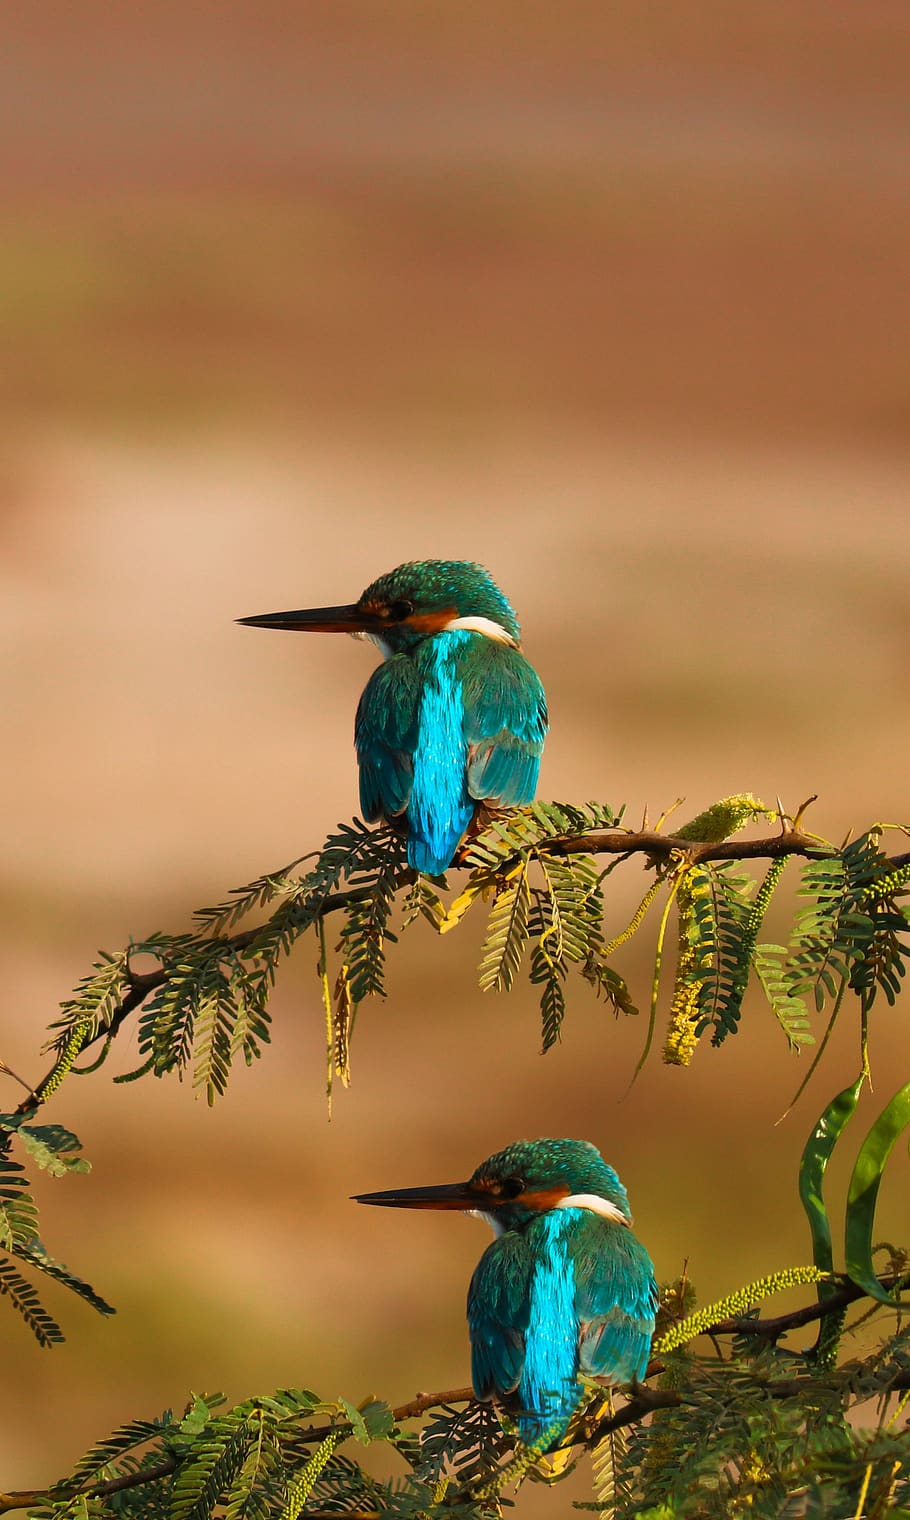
[457,641,548,807]
[467,1232,533,1403]
[354,654,421,823]
[570,1216,658,1384]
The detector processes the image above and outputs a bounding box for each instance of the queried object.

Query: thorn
[654,797,685,833]
[792,794,818,831]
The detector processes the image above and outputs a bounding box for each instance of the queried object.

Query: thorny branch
[10,881,405,1122]
[1,1277,906,1516]
[10,822,886,1123]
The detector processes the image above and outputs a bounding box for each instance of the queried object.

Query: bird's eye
[388,599,415,621]
[500,1176,525,1199]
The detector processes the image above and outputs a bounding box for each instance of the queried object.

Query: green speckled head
[471,1138,632,1223]
[358,560,521,648]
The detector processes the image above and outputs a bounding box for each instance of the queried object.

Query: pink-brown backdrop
[2,5,909,1511]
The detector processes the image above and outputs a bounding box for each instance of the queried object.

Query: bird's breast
[522,1214,581,1424]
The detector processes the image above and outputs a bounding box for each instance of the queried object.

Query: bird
[354,1138,658,1450]
[239,560,548,875]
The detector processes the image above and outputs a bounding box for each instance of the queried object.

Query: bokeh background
[2,3,909,1509]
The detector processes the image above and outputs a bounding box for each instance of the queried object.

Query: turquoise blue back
[355,628,547,874]
[468,1210,658,1448]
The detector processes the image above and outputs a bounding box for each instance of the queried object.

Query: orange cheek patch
[406,607,459,635]
[517,1185,571,1211]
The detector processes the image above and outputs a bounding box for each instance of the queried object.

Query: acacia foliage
[29,795,910,1106]
[4,797,910,1342]
[1,796,909,1516]
[6,1257,910,1519]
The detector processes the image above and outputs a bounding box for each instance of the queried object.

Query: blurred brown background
[1,2,909,1509]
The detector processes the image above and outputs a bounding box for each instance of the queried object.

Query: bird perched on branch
[239,560,548,874]
[355,1138,657,1449]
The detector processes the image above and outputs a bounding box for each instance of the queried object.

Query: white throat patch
[442,615,517,647]
[555,1194,631,1226]
[355,630,395,659]
[465,1209,506,1237]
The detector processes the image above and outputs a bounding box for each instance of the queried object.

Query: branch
[287,1387,476,1448]
[0,1456,177,1514]
[704,1270,909,1340]
[12,818,907,1126]
[0,1389,474,1515]
[548,826,825,865]
[13,880,398,1121]
[581,1365,910,1449]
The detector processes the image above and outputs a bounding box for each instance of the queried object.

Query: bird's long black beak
[354,1180,488,1211]
[237,603,383,634]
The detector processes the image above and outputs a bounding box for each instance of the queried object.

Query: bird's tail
[515,1381,584,1453]
[407,804,474,875]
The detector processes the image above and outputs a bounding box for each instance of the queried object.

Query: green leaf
[179,1392,218,1436]
[478,859,531,992]
[752,943,813,1051]
[15,1240,115,1317]
[17,1124,91,1178]
[0,1154,39,1249]
[0,1253,64,1346]
[337,1396,369,1444]
[171,1426,249,1520]
[224,1412,282,1520]
[335,1392,391,1440]
[48,948,131,1049]
[798,1074,865,1278]
[845,1079,910,1303]
[69,1411,175,1480]
[359,1398,395,1442]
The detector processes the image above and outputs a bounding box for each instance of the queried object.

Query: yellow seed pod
[663,871,705,1067]
[653,1266,826,1353]
[675,794,773,845]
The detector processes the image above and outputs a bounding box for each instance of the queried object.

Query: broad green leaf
[798,1073,865,1278]
[845,1079,910,1303]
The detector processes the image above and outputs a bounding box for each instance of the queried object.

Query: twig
[701,1270,909,1341]
[13,882,399,1120]
[292,1386,475,1446]
[0,1061,38,1099]
[548,826,824,865]
[0,1456,177,1514]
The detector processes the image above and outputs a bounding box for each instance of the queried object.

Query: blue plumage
[356,626,547,874]
[240,561,548,874]
[468,1191,657,1446]
[355,1138,658,1452]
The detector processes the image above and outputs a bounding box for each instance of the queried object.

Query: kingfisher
[355,1138,658,1449]
[239,560,548,875]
